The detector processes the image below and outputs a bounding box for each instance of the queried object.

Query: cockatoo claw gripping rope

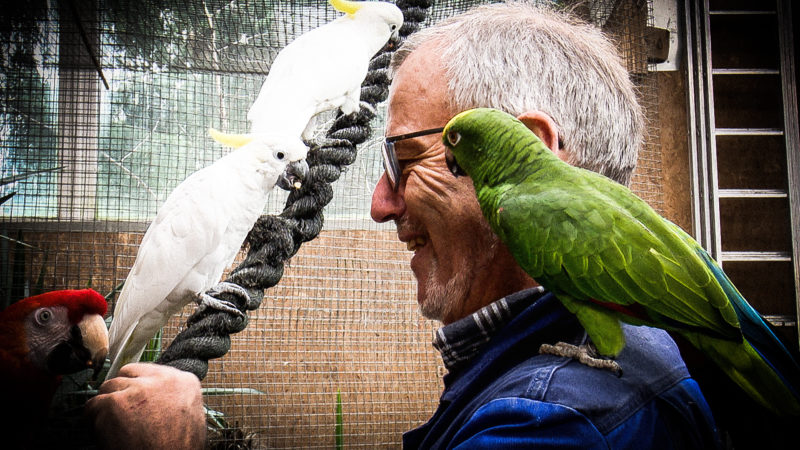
[157,0,432,380]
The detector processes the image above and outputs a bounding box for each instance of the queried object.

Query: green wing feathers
[445,108,800,415]
[488,162,800,415]
[490,175,739,340]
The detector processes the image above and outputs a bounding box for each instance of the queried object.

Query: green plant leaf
[336,388,344,450]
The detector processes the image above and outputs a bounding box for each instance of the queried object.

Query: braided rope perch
[157,0,432,380]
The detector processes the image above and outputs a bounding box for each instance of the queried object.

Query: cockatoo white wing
[247,0,403,139]
[247,27,371,138]
[106,134,310,379]
[107,163,242,377]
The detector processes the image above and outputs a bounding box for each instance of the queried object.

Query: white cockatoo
[106,133,309,379]
[213,0,403,148]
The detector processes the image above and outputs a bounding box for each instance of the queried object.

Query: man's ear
[516,111,569,162]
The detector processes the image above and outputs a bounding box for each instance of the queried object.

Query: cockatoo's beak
[277,159,310,191]
[387,30,401,49]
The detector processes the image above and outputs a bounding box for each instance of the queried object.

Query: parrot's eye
[390,25,397,31]
[446,131,461,146]
[275,151,286,161]
[35,308,52,325]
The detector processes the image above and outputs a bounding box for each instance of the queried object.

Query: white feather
[248,0,403,140]
[106,135,308,378]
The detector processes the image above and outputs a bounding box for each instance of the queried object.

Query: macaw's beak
[277,159,310,191]
[46,314,109,377]
[444,148,466,177]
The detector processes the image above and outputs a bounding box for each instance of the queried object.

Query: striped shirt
[432,286,546,372]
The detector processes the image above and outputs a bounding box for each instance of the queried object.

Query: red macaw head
[0,288,109,380]
[0,289,108,448]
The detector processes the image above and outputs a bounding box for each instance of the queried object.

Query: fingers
[94,363,201,403]
[95,375,129,395]
[117,362,200,382]
[88,363,154,412]
[115,361,160,377]
[84,362,206,448]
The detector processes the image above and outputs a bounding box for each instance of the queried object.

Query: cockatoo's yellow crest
[330,0,362,17]
[209,128,254,148]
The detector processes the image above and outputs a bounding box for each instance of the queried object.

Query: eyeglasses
[381,127,445,192]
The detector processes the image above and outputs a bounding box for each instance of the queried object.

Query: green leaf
[139,328,162,362]
[336,388,344,450]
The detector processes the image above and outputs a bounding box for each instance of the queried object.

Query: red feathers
[0,288,110,436]
[587,297,648,321]
[0,288,107,325]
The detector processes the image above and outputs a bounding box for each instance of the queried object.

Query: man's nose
[371,173,406,223]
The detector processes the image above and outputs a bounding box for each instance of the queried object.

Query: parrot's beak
[444,148,466,177]
[278,159,310,191]
[47,314,109,376]
[82,314,110,378]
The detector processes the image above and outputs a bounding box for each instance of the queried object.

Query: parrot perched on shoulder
[0,289,108,429]
[441,107,800,416]
[212,0,403,148]
[106,133,309,379]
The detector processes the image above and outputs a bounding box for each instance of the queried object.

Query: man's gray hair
[391,1,644,186]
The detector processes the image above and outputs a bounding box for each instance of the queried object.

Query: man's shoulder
[471,324,718,446]
[406,304,719,449]
[536,325,693,432]
[455,298,695,421]
[482,324,689,401]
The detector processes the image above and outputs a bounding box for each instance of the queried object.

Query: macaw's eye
[274,151,286,160]
[35,308,52,325]
[446,131,461,146]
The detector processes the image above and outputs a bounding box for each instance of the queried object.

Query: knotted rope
[157,0,432,380]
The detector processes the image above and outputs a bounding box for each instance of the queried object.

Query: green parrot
[441,107,800,416]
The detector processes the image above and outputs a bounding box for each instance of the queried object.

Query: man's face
[370,43,504,324]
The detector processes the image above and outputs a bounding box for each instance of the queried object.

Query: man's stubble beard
[418,219,500,323]
[419,255,472,322]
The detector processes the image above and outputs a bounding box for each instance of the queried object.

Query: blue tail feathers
[696,248,800,401]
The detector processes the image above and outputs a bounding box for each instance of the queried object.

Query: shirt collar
[432,287,546,372]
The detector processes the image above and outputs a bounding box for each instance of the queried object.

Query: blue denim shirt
[404,289,720,449]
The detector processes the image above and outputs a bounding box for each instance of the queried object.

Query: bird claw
[208,281,251,301]
[539,342,622,377]
[196,282,249,319]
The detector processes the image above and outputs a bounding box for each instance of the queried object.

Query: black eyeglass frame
[381,127,445,192]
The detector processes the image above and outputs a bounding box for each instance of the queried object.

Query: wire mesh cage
[1,0,660,447]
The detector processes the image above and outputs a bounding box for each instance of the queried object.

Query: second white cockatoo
[213,0,403,148]
[106,133,309,379]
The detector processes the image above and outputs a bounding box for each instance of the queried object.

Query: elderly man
[367,2,718,448]
[86,2,719,448]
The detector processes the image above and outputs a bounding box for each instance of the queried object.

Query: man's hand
[86,363,206,449]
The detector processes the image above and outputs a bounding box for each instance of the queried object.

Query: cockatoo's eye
[446,131,461,146]
[274,151,286,161]
[35,308,52,325]
[390,24,397,31]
